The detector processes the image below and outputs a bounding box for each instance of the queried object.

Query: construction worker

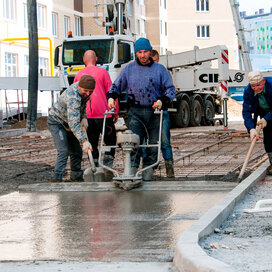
[47,75,95,182]
[74,50,118,179]
[107,37,176,181]
[150,49,175,178]
[242,70,272,175]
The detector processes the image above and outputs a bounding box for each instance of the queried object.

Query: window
[3,0,15,20]
[62,39,114,65]
[196,25,210,38]
[37,4,46,29]
[141,19,146,34]
[39,57,48,76]
[5,53,17,77]
[23,3,27,28]
[136,19,140,34]
[75,16,82,36]
[64,16,70,38]
[24,55,29,77]
[52,12,58,37]
[165,22,167,36]
[164,0,166,9]
[196,0,209,12]
[118,41,133,64]
[160,20,162,34]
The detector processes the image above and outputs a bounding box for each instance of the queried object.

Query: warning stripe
[221,50,229,64]
[221,80,228,92]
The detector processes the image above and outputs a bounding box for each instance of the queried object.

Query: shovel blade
[83,168,95,182]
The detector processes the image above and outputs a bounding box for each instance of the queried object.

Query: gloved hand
[82,141,93,154]
[257,118,267,129]
[250,128,259,142]
[81,118,88,131]
[152,100,162,110]
[108,98,115,109]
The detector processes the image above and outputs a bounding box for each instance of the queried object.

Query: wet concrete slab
[0,190,227,264]
[18,180,237,192]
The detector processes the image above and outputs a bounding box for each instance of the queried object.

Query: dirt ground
[9,116,48,130]
[200,177,272,271]
[0,97,243,195]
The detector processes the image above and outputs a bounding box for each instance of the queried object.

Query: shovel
[82,129,105,182]
[238,126,261,182]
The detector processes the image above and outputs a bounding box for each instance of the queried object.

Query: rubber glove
[108,98,115,109]
[257,118,267,129]
[82,141,93,154]
[250,128,259,142]
[81,118,88,130]
[152,100,162,110]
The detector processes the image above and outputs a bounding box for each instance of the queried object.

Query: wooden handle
[238,126,261,181]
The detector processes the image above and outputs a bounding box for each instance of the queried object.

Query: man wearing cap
[107,37,175,181]
[242,70,272,174]
[47,75,95,182]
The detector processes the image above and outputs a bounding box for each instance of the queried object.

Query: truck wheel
[190,99,202,126]
[175,99,190,128]
[202,100,215,126]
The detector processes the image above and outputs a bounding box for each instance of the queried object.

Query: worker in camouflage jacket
[47,75,95,182]
[242,70,272,175]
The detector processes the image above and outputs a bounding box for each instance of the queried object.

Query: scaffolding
[4,89,26,122]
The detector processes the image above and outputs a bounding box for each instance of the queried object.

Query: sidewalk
[173,160,269,271]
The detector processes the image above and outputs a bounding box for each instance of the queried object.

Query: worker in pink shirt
[74,50,118,176]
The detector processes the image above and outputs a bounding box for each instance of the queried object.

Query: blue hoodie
[108,59,175,108]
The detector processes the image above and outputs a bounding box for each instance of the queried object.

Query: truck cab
[54,34,135,89]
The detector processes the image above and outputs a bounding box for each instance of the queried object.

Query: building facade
[146,0,240,69]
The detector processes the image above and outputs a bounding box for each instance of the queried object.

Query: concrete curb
[173,160,269,272]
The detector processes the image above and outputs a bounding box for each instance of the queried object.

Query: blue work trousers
[47,116,83,180]
[161,111,173,160]
[128,106,160,168]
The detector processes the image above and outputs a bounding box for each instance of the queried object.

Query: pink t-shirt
[74,66,119,119]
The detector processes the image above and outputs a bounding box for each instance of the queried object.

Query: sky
[238,0,272,15]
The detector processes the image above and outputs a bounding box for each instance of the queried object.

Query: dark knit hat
[134,37,152,53]
[78,74,95,89]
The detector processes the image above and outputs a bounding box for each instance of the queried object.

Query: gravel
[200,175,272,272]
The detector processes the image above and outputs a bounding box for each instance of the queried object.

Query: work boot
[267,153,272,175]
[142,168,153,181]
[66,177,84,182]
[50,178,62,183]
[165,159,175,178]
[103,155,114,181]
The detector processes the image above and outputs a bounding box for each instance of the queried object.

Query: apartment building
[240,8,272,70]
[146,0,240,69]
[0,0,146,118]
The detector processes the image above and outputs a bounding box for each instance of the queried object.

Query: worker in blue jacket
[107,37,176,181]
[242,70,272,175]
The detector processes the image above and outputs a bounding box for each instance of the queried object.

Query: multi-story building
[0,0,146,118]
[146,0,240,69]
[241,8,272,55]
[240,8,272,70]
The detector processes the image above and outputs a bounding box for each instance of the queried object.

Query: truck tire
[202,100,215,126]
[190,99,202,126]
[175,99,190,128]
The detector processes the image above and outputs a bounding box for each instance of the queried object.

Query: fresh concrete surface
[173,160,269,272]
[19,180,237,192]
[0,261,174,272]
